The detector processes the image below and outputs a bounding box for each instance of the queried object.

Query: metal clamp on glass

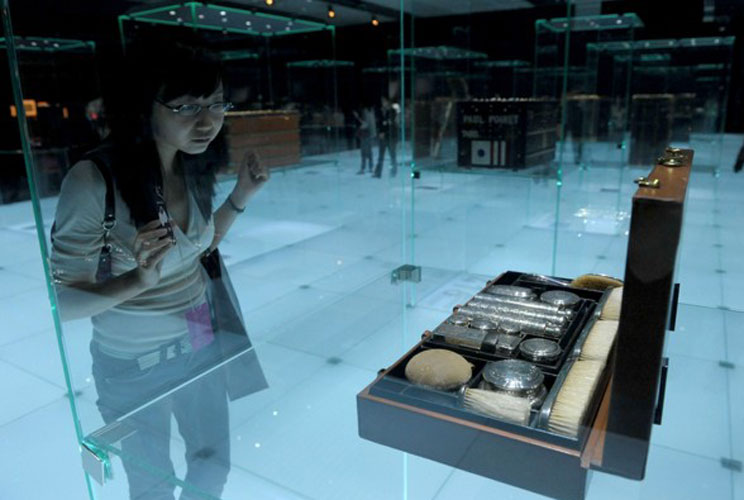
[391,264,422,284]
[81,439,113,485]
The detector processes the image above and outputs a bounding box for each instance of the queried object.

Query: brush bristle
[580,320,619,362]
[548,360,604,437]
[570,274,624,290]
[463,388,532,425]
[600,286,623,320]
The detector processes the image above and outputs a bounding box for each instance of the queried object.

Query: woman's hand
[132,219,175,288]
[235,150,269,200]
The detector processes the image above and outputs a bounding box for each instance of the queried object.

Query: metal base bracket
[81,440,112,485]
[721,458,742,472]
[391,265,422,284]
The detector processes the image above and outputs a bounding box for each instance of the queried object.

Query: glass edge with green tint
[405,3,414,289]
[551,0,572,275]
[201,2,326,29]
[547,12,643,26]
[387,47,487,60]
[124,3,183,19]
[121,1,328,37]
[678,35,736,47]
[121,15,266,37]
[286,59,353,68]
[474,60,529,68]
[1,0,96,498]
[273,26,330,37]
[399,0,410,495]
[0,37,95,52]
[220,50,259,61]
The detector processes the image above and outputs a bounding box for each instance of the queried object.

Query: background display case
[286,59,356,155]
[2,0,742,499]
[535,14,643,170]
[0,36,98,202]
[626,37,735,170]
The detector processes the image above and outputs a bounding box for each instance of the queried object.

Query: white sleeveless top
[51,160,216,358]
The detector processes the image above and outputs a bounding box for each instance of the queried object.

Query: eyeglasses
[156,99,234,117]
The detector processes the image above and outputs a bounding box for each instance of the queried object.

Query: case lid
[599,148,692,479]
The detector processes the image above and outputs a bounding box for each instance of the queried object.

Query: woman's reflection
[51,43,267,499]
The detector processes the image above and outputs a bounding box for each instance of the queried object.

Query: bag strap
[50,155,115,244]
[86,156,116,240]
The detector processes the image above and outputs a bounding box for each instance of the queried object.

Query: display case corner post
[2,3,98,498]
[117,15,126,52]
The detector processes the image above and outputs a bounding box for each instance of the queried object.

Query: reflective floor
[0,136,742,500]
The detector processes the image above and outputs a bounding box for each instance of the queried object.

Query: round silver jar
[498,321,521,336]
[540,290,580,307]
[469,318,498,332]
[519,338,561,363]
[481,359,547,409]
[448,314,471,327]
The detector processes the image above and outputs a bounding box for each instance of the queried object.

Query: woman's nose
[194,112,214,131]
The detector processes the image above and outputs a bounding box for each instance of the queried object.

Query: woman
[51,43,266,499]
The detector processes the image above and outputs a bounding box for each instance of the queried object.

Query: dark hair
[96,42,226,227]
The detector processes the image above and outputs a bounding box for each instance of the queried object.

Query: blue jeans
[91,340,230,500]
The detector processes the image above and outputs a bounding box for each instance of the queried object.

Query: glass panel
[396,0,568,496]
[535,13,642,282]
[4,0,408,498]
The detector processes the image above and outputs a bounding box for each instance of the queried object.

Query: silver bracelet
[226,195,245,213]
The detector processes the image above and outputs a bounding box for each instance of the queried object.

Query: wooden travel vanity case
[357,149,692,500]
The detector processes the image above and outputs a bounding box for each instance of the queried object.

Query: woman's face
[151,83,225,155]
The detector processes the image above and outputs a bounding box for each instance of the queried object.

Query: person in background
[373,95,399,178]
[354,103,375,174]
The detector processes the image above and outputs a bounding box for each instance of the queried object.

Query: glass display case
[535,14,643,169]
[0,36,98,202]
[286,59,356,155]
[3,1,410,499]
[3,0,739,499]
[626,37,735,170]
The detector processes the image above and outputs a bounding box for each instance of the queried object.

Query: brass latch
[657,156,684,167]
[657,147,685,167]
[634,176,660,188]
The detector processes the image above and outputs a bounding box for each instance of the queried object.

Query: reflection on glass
[49,43,267,499]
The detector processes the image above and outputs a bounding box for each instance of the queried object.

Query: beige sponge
[405,349,473,391]
[570,274,623,291]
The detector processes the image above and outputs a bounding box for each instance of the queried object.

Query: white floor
[0,136,742,500]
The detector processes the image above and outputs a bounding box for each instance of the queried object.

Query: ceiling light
[371,16,379,26]
[327,5,335,19]
[266,0,274,5]
[169,10,176,16]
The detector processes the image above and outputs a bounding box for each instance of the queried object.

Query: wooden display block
[224,110,300,171]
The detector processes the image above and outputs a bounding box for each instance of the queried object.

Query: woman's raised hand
[235,150,269,196]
